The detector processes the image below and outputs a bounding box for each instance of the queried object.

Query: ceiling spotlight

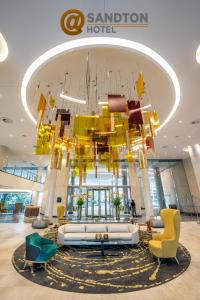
[174,146,177,149]
[0,117,13,124]
[60,93,86,104]
[188,135,191,138]
[0,32,8,62]
[9,133,13,137]
[20,118,24,122]
[196,45,200,64]
[163,135,167,138]
[178,120,182,124]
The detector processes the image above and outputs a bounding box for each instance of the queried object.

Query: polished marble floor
[0,221,200,300]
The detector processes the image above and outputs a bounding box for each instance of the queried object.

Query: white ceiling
[0,0,200,166]
[28,47,173,123]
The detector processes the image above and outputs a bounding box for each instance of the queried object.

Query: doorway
[85,188,112,218]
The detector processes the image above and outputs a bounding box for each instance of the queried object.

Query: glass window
[0,192,32,213]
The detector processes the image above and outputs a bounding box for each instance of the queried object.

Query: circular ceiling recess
[21,37,181,131]
[0,32,8,62]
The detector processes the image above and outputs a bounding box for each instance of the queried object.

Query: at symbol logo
[60,9,85,35]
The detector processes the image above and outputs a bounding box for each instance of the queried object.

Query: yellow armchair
[149,209,180,265]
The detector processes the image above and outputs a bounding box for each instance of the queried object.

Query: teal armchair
[24,232,58,273]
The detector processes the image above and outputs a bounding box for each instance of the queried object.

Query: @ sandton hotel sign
[60,9,148,35]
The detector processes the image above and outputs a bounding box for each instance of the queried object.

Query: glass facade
[1,166,47,183]
[67,161,131,218]
[0,192,32,213]
[67,159,194,218]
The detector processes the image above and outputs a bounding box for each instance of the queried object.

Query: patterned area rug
[12,232,191,294]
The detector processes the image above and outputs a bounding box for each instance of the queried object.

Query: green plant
[112,197,121,220]
[77,197,84,207]
[112,197,121,207]
[77,197,84,219]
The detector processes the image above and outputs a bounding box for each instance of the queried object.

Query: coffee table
[80,239,120,257]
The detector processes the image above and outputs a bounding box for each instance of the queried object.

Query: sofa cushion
[64,233,96,241]
[63,232,132,241]
[86,224,107,233]
[64,224,85,233]
[108,233,133,240]
[107,224,130,233]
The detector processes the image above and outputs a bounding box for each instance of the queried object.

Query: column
[128,162,142,215]
[37,167,43,182]
[32,191,39,206]
[53,159,70,216]
[188,144,200,193]
[154,167,166,209]
[140,168,154,221]
[42,159,70,219]
[44,168,57,219]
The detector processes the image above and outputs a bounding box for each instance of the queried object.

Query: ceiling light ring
[21,37,181,131]
[0,32,8,62]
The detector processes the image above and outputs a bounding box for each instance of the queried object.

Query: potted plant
[77,197,84,219]
[112,197,121,220]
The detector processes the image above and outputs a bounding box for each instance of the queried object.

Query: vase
[115,206,120,220]
[77,206,82,219]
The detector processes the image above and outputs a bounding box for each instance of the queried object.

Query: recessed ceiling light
[178,120,182,123]
[188,135,191,138]
[20,118,24,122]
[9,134,14,137]
[174,146,177,148]
[0,93,2,98]
[196,45,200,64]
[0,32,8,62]
[190,119,200,125]
[23,145,27,148]
[21,37,181,130]
[163,135,167,138]
[0,117,13,124]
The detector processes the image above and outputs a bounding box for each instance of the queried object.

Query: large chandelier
[34,55,159,186]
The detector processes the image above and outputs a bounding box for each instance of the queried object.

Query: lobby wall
[183,157,200,205]
[0,170,44,192]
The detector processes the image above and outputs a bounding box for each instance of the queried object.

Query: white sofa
[58,223,139,245]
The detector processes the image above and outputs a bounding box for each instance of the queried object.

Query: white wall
[171,162,192,211]
[0,170,44,192]
[183,157,200,203]
[160,168,177,206]
[41,160,69,217]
